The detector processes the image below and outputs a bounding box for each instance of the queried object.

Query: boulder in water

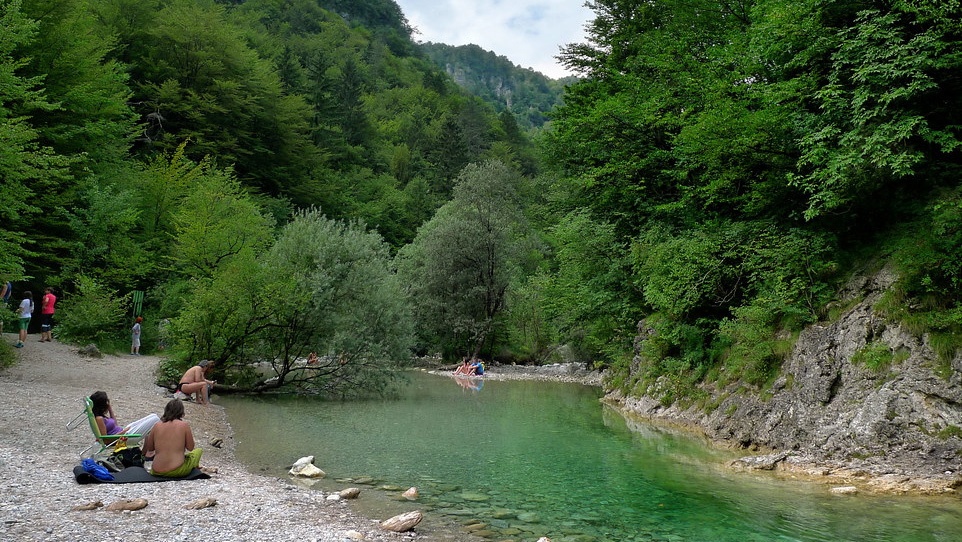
[380,510,422,532]
[289,456,325,478]
[339,487,361,499]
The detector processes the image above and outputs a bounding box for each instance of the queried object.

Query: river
[219,371,962,542]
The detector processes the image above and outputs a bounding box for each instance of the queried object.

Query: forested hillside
[544,0,962,400]
[0,0,535,394]
[420,42,572,130]
[3,0,962,406]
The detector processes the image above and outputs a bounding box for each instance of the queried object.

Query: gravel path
[0,335,413,542]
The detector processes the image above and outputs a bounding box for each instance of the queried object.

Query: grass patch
[703,391,730,415]
[851,341,894,372]
[825,296,862,323]
[937,425,962,440]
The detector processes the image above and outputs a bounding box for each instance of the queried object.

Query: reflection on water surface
[220,371,962,542]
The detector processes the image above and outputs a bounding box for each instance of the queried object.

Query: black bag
[111,446,145,468]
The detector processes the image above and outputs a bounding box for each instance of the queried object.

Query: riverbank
[0,335,416,542]
[429,362,603,386]
[439,361,962,496]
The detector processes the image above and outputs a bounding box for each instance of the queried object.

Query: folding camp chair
[66,397,145,459]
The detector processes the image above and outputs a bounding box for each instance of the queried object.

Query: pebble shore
[0,337,413,542]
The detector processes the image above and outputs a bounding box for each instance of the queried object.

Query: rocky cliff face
[608,265,962,493]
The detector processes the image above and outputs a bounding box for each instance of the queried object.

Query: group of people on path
[2,281,164,356]
[3,285,56,348]
[89,391,202,477]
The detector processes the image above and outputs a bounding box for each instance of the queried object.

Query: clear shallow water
[219,371,962,542]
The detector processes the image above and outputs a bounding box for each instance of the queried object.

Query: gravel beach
[0,336,417,542]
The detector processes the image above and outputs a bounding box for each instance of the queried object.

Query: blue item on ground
[81,458,114,481]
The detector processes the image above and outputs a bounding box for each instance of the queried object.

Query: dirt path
[0,334,409,541]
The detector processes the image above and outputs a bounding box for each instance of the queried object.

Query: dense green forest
[3,0,962,402]
[420,42,572,131]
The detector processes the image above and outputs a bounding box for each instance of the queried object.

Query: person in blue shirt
[470,359,484,376]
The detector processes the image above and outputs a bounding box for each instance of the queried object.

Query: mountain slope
[420,42,573,130]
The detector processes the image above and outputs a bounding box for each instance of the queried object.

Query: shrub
[719,304,793,387]
[55,275,129,349]
[0,341,16,368]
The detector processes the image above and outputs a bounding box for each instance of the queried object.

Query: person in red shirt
[40,287,56,342]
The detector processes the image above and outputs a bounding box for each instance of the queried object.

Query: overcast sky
[393,1,595,79]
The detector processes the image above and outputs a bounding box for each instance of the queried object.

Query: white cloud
[394,0,593,79]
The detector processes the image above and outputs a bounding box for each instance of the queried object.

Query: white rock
[830,486,858,495]
[326,494,340,501]
[291,456,314,470]
[289,456,326,478]
[401,487,418,500]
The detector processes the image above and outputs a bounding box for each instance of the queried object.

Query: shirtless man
[144,399,202,477]
[177,360,215,404]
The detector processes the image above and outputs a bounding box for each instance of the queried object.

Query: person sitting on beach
[143,399,202,477]
[453,358,472,375]
[470,358,484,376]
[89,391,160,446]
[307,351,319,365]
[177,360,215,405]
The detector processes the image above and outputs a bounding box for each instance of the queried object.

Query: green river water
[218,371,962,542]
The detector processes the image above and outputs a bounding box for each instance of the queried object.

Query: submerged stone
[517,512,542,523]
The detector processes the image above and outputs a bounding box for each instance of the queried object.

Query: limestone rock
[70,501,103,511]
[345,531,364,540]
[289,456,325,478]
[209,437,224,448]
[380,510,422,532]
[830,486,858,495]
[402,486,418,500]
[729,452,789,471]
[105,498,148,511]
[616,263,962,492]
[339,487,361,499]
[184,497,217,509]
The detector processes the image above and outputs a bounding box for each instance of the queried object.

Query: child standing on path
[131,316,142,355]
[39,287,56,342]
[15,291,33,348]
